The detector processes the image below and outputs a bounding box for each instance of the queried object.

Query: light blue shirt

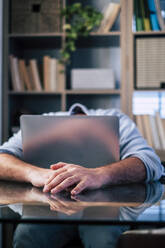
[0,103,164,182]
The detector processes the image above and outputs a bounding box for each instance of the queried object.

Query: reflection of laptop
[20,115,119,169]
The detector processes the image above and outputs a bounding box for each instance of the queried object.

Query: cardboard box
[71,69,115,89]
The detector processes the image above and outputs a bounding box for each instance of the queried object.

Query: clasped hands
[43,162,109,195]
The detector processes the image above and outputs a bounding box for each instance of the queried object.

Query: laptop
[20,115,119,169]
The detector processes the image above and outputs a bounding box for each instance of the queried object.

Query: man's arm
[0,153,54,187]
[0,130,55,187]
[43,110,164,195]
[100,156,146,184]
[43,157,146,195]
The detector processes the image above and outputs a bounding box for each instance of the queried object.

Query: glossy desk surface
[0,181,165,226]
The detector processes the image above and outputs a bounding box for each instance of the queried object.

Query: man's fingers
[50,176,79,194]
[45,167,67,185]
[43,171,71,192]
[71,181,87,195]
[50,162,67,170]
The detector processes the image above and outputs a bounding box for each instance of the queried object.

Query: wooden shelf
[66,89,121,95]
[9,32,64,38]
[9,31,121,38]
[134,89,165,92]
[133,31,165,36]
[8,89,121,95]
[90,31,121,36]
[8,91,63,95]
[9,33,120,49]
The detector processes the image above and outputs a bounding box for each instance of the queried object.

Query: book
[135,115,145,137]
[154,0,165,30]
[147,0,160,30]
[149,115,161,149]
[43,56,50,91]
[155,112,165,150]
[43,56,58,92]
[142,115,154,147]
[56,62,65,92]
[135,0,144,31]
[9,55,23,91]
[49,58,58,92]
[29,59,42,91]
[142,0,151,31]
[136,114,164,149]
[98,3,121,33]
[161,118,165,132]
[18,60,25,91]
[132,0,137,31]
[18,59,32,91]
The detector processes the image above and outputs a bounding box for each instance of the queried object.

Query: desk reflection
[0,181,163,248]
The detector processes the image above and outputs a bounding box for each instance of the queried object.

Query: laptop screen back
[20,115,119,169]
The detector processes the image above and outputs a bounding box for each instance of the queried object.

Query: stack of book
[133,0,165,31]
[135,113,165,159]
[9,55,65,92]
[97,2,121,33]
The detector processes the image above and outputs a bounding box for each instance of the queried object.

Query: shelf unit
[2,0,129,141]
[124,0,165,113]
[127,0,165,161]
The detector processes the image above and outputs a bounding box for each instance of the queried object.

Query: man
[0,103,163,195]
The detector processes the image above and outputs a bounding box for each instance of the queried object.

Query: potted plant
[60,2,102,65]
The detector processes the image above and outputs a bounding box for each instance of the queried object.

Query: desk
[0,181,165,248]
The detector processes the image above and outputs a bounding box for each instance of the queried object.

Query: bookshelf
[2,0,165,163]
[128,0,165,161]
[2,0,129,141]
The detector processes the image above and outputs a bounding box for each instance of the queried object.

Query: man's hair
[71,106,86,115]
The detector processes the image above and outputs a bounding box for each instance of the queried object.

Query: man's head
[69,103,88,116]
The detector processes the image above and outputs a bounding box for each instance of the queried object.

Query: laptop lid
[20,115,119,169]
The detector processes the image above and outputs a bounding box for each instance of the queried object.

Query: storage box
[136,37,165,88]
[71,69,115,89]
[11,0,63,33]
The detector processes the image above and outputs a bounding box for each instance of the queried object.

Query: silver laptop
[20,115,119,169]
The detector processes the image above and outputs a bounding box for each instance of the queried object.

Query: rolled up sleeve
[0,130,23,159]
[119,112,164,182]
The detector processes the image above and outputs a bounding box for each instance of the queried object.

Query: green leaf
[60,3,102,65]
[63,24,71,30]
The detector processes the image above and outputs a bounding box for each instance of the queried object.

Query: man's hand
[28,167,56,188]
[43,162,109,195]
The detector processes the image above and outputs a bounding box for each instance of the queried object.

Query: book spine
[136,0,144,31]
[43,56,50,91]
[149,115,161,149]
[155,112,165,149]
[29,59,42,91]
[49,58,57,92]
[18,60,25,91]
[19,59,33,91]
[147,0,160,30]
[143,0,151,31]
[135,115,145,137]
[154,0,165,30]
[103,4,121,33]
[150,13,160,30]
[9,55,23,91]
[56,62,65,91]
[142,115,154,147]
